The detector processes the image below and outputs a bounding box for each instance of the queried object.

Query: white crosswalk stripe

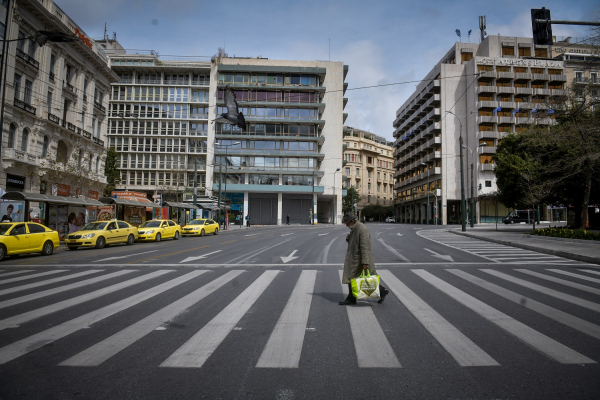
[0,266,597,370]
[0,270,66,285]
[418,230,578,264]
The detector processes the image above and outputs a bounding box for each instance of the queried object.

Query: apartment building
[551,37,599,103]
[210,58,348,225]
[1,0,116,197]
[342,126,394,208]
[393,35,566,225]
[96,38,211,206]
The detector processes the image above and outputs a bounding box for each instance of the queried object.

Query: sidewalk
[450,223,600,266]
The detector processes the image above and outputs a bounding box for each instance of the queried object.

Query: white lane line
[0,270,66,285]
[516,269,600,296]
[0,270,103,296]
[281,233,294,236]
[377,238,410,262]
[448,269,600,340]
[318,232,329,236]
[378,270,497,367]
[578,269,600,276]
[0,270,171,330]
[413,270,595,364]
[318,237,338,264]
[482,270,600,313]
[0,271,202,365]
[93,250,159,263]
[338,271,401,368]
[60,271,246,367]
[160,270,280,368]
[0,270,136,310]
[548,270,600,284]
[0,270,32,278]
[256,270,317,368]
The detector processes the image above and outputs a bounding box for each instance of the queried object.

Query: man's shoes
[378,287,389,304]
[339,295,356,305]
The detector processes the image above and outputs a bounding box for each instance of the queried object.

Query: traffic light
[531,7,553,45]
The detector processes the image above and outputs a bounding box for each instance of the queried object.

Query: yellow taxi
[65,220,138,250]
[137,219,181,242]
[0,222,60,261]
[181,218,219,237]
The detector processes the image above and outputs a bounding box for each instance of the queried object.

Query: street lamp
[215,141,239,230]
[420,162,429,225]
[334,168,341,224]
[446,111,473,232]
[462,142,487,228]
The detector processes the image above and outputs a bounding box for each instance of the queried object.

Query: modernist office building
[99,39,348,224]
[1,0,116,196]
[393,35,566,224]
[342,126,395,209]
[210,58,347,225]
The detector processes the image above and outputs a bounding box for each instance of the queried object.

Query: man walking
[286,214,290,225]
[339,212,389,305]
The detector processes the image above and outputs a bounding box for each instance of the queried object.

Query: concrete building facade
[1,0,116,197]
[342,126,394,210]
[393,35,566,225]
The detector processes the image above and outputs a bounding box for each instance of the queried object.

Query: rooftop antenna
[479,15,487,42]
[329,38,330,61]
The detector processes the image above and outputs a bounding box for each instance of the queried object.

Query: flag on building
[493,106,501,113]
[531,107,538,114]
[512,108,520,115]
[547,108,555,115]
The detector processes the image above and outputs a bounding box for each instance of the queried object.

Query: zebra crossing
[417,229,578,264]
[0,266,599,369]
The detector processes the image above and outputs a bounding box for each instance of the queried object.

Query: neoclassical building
[1,0,116,197]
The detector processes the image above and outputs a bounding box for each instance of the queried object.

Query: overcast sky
[56,0,598,141]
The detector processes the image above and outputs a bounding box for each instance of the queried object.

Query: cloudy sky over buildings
[56,0,599,141]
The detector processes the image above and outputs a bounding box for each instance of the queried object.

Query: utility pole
[193,158,198,219]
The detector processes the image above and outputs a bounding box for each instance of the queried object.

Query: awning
[162,202,200,210]
[2,191,103,206]
[99,197,162,208]
[197,203,219,210]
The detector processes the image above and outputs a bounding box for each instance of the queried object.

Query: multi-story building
[342,126,394,209]
[98,40,348,224]
[393,35,566,224]
[210,58,347,225]
[96,38,211,206]
[551,37,599,103]
[1,0,116,197]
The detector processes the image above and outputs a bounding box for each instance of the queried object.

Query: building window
[367,195,371,203]
[575,71,584,83]
[534,48,548,58]
[518,47,531,57]
[57,140,67,163]
[590,71,598,84]
[21,128,29,152]
[96,156,100,173]
[7,123,15,148]
[461,52,473,62]
[485,181,492,187]
[47,91,52,114]
[353,143,357,148]
[345,167,350,175]
[24,80,32,104]
[14,73,21,100]
[42,136,49,158]
[356,168,359,176]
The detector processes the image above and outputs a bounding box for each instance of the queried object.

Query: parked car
[502,210,534,224]
[137,219,181,242]
[0,222,60,261]
[181,219,219,236]
[65,220,138,250]
[385,217,396,223]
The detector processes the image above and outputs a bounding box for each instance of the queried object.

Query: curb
[451,231,600,266]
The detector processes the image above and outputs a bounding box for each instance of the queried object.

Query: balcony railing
[49,72,55,82]
[47,113,60,124]
[82,130,92,139]
[63,81,76,94]
[16,48,39,69]
[93,137,105,146]
[83,94,87,103]
[2,147,40,166]
[94,100,106,113]
[13,98,36,115]
[67,122,76,132]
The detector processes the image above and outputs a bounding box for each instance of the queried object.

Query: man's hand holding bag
[351,270,381,300]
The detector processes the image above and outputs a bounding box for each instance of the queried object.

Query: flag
[455,29,461,38]
[512,108,520,115]
[425,121,429,127]
[547,108,555,115]
[493,106,501,113]
[531,107,538,114]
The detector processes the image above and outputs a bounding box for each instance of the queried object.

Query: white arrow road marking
[281,250,299,263]
[377,238,410,262]
[281,233,294,236]
[318,232,329,236]
[179,250,223,264]
[245,234,257,236]
[397,233,404,237]
[93,250,159,263]
[423,248,454,262]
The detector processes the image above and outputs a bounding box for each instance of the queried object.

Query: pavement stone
[450,223,600,266]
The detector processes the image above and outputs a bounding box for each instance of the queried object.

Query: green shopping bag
[351,270,381,299]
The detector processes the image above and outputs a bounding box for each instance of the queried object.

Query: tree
[342,186,361,214]
[103,147,120,197]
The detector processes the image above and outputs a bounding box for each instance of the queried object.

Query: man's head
[342,212,357,228]
[6,205,13,213]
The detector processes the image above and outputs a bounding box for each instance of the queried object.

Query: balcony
[66,122,76,132]
[515,87,533,95]
[2,147,40,167]
[83,94,87,103]
[478,71,496,79]
[476,116,497,124]
[477,131,501,140]
[533,74,551,81]
[534,88,551,96]
[82,130,92,139]
[93,137,105,146]
[63,81,76,95]
[49,72,55,82]
[94,100,106,113]
[16,48,39,70]
[13,98,36,115]
[549,75,567,82]
[497,72,514,80]
[496,87,515,94]
[478,146,497,154]
[479,163,495,171]
[366,162,374,170]
[47,113,60,124]
[477,101,497,109]
[515,73,532,80]
[476,85,496,94]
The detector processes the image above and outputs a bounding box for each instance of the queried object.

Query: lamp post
[334,168,341,223]
[462,142,487,228]
[193,158,198,219]
[446,111,472,232]
[215,141,239,230]
[412,188,416,224]
[312,169,316,225]
[420,162,429,224]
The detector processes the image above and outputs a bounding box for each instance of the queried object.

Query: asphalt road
[0,223,598,399]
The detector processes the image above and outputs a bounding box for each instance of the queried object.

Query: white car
[385,217,395,223]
